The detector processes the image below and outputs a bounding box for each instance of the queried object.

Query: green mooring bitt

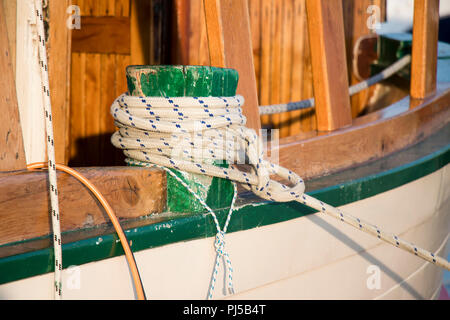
[126,65,238,213]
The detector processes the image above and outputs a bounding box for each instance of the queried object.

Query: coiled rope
[110,91,450,298]
[259,54,411,115]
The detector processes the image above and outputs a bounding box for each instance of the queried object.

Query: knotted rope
[111,92,450,299]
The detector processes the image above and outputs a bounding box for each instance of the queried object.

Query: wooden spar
[305,0,352,131]
[410,0,440,101]
[203,0,261,133]
[48,0,72,165]
[0,1,26,171]
[0,167,166,246]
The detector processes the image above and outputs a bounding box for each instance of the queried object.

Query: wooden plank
[71,16,131,54]
[0,167,166,246]
[130,0,151,65]
[69,53,86,166]
[204,0,261,132]
[48,0,72,165]
[173,0,190,65]
[275,85,450,180]
[259,0,273,128]
[289,0,307,135]
[279,0,294,138]
[248,0,262,103]
[305,0,352,131]
[99,54,118,165]
[84,53,102,165]
[117,0,131,17]
[410,0,439,101]
[269,0,282,132]
[1,0,16,75]
[114,54,130,165]
[0,1,26,171]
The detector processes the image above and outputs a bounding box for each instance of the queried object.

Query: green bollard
[125,65,238,213]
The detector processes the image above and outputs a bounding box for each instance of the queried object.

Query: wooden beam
[0,1,26,171]
[0,167,166,246]
[72,17,131,54]
[203,0,261,133]
[305,0,352,131]
[410,0,439,101]
[1,0,16,75]
[48,0,72,165]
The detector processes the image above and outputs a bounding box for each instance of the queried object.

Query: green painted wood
[125,65,239,213]
[0,136,448,285]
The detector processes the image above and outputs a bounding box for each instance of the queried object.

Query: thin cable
[27,162,147,300]
[259,54,411,115]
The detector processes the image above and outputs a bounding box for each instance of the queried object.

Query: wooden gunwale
[274,83,450,180]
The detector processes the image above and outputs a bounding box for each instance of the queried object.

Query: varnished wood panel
[72,16,131,54]
[410,0,439,101]
[48,0,72,164]
[305,0,352,131]
[204,0,261,132]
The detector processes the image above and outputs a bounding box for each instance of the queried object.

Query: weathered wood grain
[0,167,166,245]
[0,1,26,172]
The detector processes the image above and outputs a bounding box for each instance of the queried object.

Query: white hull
[1,164,449,300]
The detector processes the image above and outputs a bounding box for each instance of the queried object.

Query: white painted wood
[15,0,46,164]
[0,165,448,300]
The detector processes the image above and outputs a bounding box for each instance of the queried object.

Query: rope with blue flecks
[110,92,450,299]
[34,0,63,299]
[258,54,411,115]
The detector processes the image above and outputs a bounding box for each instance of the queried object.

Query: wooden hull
[1,163,448,300]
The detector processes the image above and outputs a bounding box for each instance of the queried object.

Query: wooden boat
[0,0,448,300]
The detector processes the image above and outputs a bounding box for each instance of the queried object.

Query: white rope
[34,0,62,299]
[111,92,450,298]
[259,54,411,115]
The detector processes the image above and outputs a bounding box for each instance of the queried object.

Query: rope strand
[34,0,62,299]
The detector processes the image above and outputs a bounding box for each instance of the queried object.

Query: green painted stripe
[0,143,449,285]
